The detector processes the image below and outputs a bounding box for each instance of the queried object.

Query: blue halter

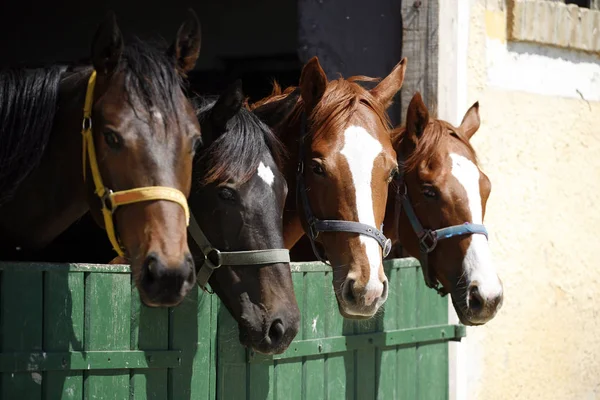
[394,166,488,296]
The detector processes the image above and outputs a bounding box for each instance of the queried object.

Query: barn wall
[450,1,600,399]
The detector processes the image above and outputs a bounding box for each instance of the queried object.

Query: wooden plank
[376,265,398,400]
[0,270,43,399]
[130,285,169,400]
[416,265,448,400]
[273,272,304,400]
[215,301,247,400]
[301,271,325,399]
[399,0,440,121]
[83,273,131,400]
[396,265,418,399]
[323,271,346,400]
[196,289,217,400]
[43,271,84,400]
[169,286,212,400]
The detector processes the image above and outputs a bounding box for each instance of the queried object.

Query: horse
[251,56,408,319]
[0,10,202,308]
[383,92,503,325]
[187,80,300,354]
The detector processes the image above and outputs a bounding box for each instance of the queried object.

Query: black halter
[296,113,392,264]
[393,156,489,296]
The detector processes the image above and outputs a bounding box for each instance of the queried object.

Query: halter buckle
[418,230,438,253]
[383,238,392,258]
[100,189,114,213]
[307,218,320,240]
[297,161,304,176]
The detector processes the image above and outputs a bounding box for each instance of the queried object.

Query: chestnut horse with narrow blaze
[0,11,202,308]
[252,57,407,319]
[384,92,503,325]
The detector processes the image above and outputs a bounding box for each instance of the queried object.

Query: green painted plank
[248,360,273,400]
[1,270,43,399]
[302,272,325,400]
[377,265,398,400]
[323,271,345,400]
[130,286,169,400]
[397,265,418,400]
[273,271,304,400]
[43,271,84,400]
[416,266,449,400]
[215,302,246,400]
[168,286,214,400]
[83,273,131,400]
[195,288,217,400]
[0,263,130,273]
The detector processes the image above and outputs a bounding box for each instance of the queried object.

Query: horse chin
[334,295,379,320]
[449,291,485,327]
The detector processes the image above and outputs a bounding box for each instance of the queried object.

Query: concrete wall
[451,1,600,399]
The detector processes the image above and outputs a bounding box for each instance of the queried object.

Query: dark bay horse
[384,92,503,325]
[251,57,408,319]
[187,81,300,354]
[0,11,202,307]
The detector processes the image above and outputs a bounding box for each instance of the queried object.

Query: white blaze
[340,125,384,305]
[450,153,502,297]
[257,161,275,186]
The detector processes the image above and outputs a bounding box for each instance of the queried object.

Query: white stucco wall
[443,1,600,399]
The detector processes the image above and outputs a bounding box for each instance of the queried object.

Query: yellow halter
[81,70,190,257]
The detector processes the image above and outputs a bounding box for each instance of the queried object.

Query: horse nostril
[468,284,484,313]
[381,280,389,299]
[268,319,285,347]
[143,254,164,281]
[184,253,195,283]
[342,279,356,304]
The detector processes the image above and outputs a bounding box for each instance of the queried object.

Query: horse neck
[0,68,91,253]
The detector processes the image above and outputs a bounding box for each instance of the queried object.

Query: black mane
[195,97,286,185]
[0,39,184,206]
[0,65,65,206]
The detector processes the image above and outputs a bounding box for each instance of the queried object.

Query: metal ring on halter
[82,116,92,131]
[204,248,223,271]
[100,189,114,213]
[418,230,438,253]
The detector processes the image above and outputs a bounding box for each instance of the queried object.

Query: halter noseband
[81,70,190,257]
[188,213,291,293]
[394,157,488,296]
[296,113,392,264]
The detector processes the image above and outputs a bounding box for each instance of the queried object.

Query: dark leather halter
[393,155,488,296]
[296,113,393,265]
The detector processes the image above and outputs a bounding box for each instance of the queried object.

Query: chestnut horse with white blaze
[252,57,407,319]
[384,92,503,325]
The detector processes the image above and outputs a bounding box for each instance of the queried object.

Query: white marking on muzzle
[450,153,502,299]
[340,125,384,306]
[257,161,275,186]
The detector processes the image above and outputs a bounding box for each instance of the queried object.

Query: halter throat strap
[188,213,291,292]
[81,70,190,257]
[296,112,392,264]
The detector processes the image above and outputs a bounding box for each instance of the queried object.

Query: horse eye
[103,130,122,149]
[311,160,325,176]
[422,185,438,199]
[218,187,237,202]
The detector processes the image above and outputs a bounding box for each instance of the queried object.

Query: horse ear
[91,11,124,76]
[168,9,202,75]
[253,87,301,128]
[459,101,480,140]
[405,92,429,143]
[210,79,244,133]
[370,57,407,109]
[300,57,327,114]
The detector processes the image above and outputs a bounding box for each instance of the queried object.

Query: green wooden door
[0,259,464,400]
